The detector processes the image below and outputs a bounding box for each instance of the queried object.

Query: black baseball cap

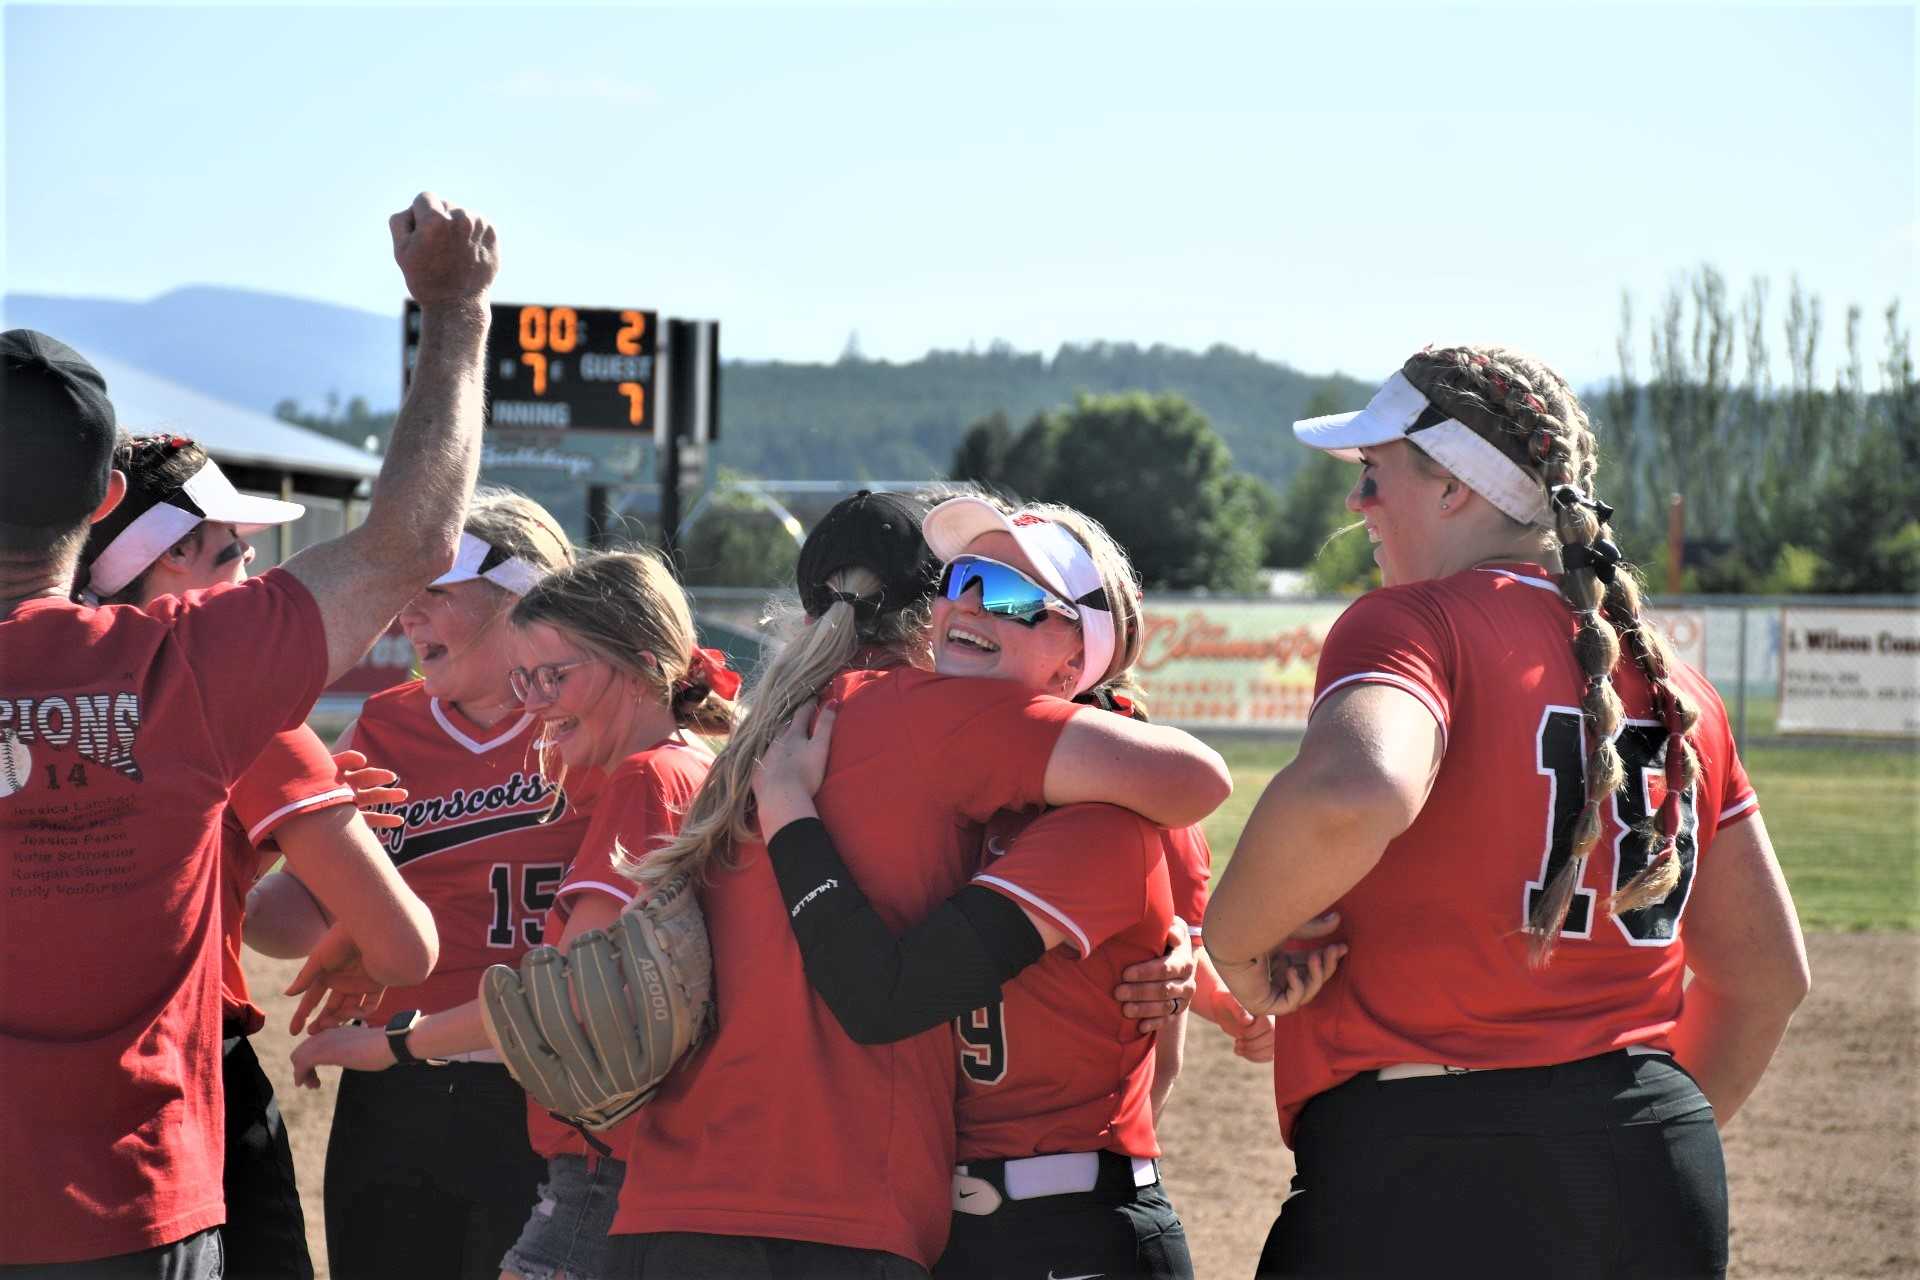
[1,329,117,529]
[796,489,939,620]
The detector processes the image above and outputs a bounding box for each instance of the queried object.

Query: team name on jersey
[373,770,567,866]
[0,693,142,781]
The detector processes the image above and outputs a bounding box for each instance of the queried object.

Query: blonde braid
[1529,416,1627,964]
[1412,345,1700,962]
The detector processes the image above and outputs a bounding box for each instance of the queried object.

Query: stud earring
[1439,500,1450,511]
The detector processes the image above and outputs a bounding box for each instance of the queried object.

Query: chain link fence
[1650,595,1918,744]
[687,589,1919,746]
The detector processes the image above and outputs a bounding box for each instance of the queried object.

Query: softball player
[289,489,592,1280]
[76,432,437,1280]
[1,191,498,1274]
[291,550,733,1280]
[749,498,1317,1280]
[1206,344,1810,1279]
[596,490,1231,1279]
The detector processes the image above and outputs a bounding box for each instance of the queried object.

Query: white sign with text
[1776,607,1920,738]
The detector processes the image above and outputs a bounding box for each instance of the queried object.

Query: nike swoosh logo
[956,1190,978,1199]
[1048,1272,1104,1280]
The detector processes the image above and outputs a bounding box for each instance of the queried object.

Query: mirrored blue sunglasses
[939,555,1097,627]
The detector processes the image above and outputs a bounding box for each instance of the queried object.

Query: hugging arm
[766,819,1047,1045]
[1041,711,1231,829]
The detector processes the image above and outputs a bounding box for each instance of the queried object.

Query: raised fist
[389,192,499,304]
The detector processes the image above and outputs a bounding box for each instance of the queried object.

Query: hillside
[3,289,1373,491]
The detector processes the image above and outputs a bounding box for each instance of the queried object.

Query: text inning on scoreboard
[404,301,658,432]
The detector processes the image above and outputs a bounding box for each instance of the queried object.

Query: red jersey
[1270,564,1759,1144]
[959,803,1173,1161]
[614,667,1079,1267]
[346,681,596,1025]
[1163,823,1211,941]
[218,725,354,1035]
[527,737,714,1160]
[0,571,327,1264]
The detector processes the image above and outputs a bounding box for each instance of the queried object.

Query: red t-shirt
[1163,823,1211,941]
[218,726,354,1035]
[614,667,1080,1267]
[345,681,597,1026]
[959,803,1173,1161]
[0,571,327,1264]
[1269,564,1759,1144]
[526,737,714,1160]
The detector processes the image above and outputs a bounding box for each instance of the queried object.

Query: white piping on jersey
[555,878,637,906]
[1312,672,1449,751]
[973,874,1092,959]
[245,786,355,844]
[1477,567,1561,594]
[1719,793,1759,823]
[429,698,536,755]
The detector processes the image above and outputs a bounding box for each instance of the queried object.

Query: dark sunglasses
[939,555,1093,627]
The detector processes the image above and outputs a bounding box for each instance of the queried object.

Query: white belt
[950,1152,1158,1215]
[1377,1045,1669,1081]
[439,1048,502,1065]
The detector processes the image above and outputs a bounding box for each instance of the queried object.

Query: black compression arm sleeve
[766,818,1045,1045]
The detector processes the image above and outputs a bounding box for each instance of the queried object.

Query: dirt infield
[249,931,1916,1279]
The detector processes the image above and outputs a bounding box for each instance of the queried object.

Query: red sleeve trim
[973,874,1091,959]
[245,786,355,843]
[1717,793,1759,827]
[1311,671,1450,748]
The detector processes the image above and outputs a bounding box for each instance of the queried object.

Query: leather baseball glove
[480,872,715,1130]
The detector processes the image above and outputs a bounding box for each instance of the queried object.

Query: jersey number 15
[488,863,565,949]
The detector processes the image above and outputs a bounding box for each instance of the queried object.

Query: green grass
[1196,734,1918,933]
[1742,743,1918,931]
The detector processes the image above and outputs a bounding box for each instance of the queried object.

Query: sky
[4,1,1915,387]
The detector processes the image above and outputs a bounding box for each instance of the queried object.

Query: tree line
[276,272,1915,595]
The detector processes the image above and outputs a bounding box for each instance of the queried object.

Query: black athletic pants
[935,1154,1191,1280]
[322,1061,545,1280]
[1257,1051,1728,1280]
[607,1233,926,1279]
[221,1034,313,1280]
[0,1230,223,1280]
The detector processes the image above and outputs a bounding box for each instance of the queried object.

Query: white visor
[433,532,545,597]
[1293,369,1549,525]
[923,496,1117,698]
[85,457,306,598]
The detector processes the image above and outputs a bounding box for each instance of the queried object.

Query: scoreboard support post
[587,486,617,550]
[657,319,721,562]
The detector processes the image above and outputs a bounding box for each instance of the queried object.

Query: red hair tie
[685,647,742,701]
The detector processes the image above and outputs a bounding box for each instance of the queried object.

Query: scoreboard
[404,301,657,433]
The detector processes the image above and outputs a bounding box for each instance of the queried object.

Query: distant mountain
[3,287,1373,492]
[3,286,399,412]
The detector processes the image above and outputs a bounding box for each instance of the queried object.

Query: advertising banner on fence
[1776,606,1920,738]
[1645,607,1707,672]
[1134,598,1718,731]
[1135,600,1347,729]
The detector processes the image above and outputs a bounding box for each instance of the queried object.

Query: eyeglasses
[507,658,595,703]
[939,555,1084,628]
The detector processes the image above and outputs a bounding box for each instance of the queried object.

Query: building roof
[91,353,382,482]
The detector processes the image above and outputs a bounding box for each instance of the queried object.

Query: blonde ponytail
[629,567,928,887]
